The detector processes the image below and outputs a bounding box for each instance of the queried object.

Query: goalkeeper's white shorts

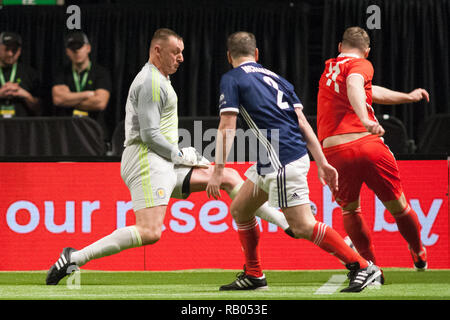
[121,143,177,211]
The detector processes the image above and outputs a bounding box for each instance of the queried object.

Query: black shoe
[220,271,268,291]
[341,261,381,293]
[46,247,78,285]
[347,267,385,286]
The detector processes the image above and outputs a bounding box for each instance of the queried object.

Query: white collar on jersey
[338,53,361,59]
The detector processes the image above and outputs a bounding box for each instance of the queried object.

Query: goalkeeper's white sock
[228,182,290,231]
[70,226,142,267]
[253,202,290,231]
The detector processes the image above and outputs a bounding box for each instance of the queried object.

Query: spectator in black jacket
[0,32,41,117]
[52,31,111,122]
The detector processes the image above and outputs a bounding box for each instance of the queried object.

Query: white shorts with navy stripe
[244,154,310,208]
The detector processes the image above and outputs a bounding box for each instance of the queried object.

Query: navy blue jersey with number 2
[219,61,308,174]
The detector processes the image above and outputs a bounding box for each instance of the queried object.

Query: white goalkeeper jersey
[123,63,179,157]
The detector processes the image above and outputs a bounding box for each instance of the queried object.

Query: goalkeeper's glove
[171,147,210,168]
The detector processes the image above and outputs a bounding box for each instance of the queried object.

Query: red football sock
[236,218,263,278]
[311,222,368,269]
[342,208,377,264]
[393,205,423,253]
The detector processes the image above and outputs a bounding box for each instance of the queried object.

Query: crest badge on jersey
[156,188,166,199]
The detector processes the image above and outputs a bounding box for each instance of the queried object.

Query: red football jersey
[317,53,376,143]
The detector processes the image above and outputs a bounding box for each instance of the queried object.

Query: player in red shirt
[317,27,430,281]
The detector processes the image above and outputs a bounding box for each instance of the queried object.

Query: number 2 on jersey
[263,76,289,109]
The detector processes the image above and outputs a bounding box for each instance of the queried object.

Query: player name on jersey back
[240,64,279,79]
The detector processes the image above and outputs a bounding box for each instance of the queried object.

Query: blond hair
[341,27,370,51]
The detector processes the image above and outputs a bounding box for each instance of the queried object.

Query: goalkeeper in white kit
[46,28,293,285]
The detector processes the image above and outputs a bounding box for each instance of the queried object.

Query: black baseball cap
[65,31,89,50]
[0,32,22,47]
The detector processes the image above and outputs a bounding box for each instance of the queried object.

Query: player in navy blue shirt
[206,31,381,293]
[218,61,307,174]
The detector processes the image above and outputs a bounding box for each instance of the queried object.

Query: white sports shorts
[244,153,311,208]
[121,143,177,211]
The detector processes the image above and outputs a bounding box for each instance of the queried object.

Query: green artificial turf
[0,268,449,300]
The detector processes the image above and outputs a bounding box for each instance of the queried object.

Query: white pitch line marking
[314,274,347,295]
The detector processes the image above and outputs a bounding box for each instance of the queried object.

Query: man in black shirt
[52,31,111,121]
[0,32,41,117]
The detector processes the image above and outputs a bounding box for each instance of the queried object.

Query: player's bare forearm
[214,112,237,167]
[372,85,411,104]
[347,76,384,135]
[207,112,236,199]
[372,85,430,105]
[346,75,369,122]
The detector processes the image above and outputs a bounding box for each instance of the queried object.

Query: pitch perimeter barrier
[0,116,423,160]
[0,157,448,271]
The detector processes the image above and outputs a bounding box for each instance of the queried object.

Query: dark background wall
[0,0,448,149]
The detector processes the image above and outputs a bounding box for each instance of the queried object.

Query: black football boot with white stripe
[46,247,78,285]
[341,261,382,292]
[219,267,268,291]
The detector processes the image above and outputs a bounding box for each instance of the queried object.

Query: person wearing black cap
[52,31,111,120]
[0,31,41,117]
